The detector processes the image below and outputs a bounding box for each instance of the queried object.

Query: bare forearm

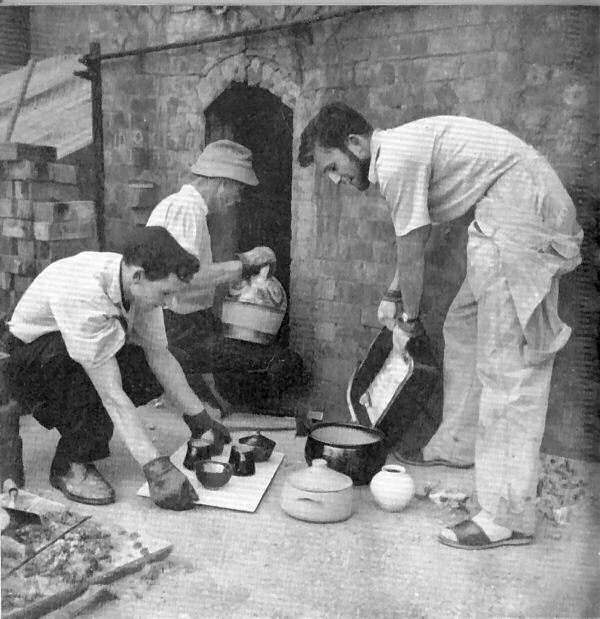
[190,261,242,291]
[390,226,431,319]
[85,360,159,466]
[146,348,206,414]
[390,256,425,318]
[104,397,160,465]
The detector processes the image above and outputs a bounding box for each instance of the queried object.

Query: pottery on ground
[369,464,415,512]
[304,422,387,486]
[281,459,354,523]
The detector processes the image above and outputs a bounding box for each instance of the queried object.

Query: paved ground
[15,404,600,619]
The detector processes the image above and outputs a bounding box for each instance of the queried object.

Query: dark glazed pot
[239,431,276,462]
[304,422,388,486]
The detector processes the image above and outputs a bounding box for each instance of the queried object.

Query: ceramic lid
[288,459,353,493]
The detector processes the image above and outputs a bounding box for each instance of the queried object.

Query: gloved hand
[142,457,199,511]
[236,246,276,278]
[183,411,231,454]
[394,318,428,358]
[377,299,398,331]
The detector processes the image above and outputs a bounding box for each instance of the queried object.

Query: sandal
[393,450,474,470]
[438,519,533,550]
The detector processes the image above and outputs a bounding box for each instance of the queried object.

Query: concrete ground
[15,404,600,619]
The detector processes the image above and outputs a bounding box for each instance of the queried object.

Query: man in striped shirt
[299,102,582,550]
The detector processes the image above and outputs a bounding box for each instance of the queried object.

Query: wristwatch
[399,311,419,324]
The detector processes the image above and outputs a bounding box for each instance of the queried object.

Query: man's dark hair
[298,102,373,167]
[123,226,199,283]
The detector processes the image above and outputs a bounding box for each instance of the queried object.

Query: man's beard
[345,148,370,191]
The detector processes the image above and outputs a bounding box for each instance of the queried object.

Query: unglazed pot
[304,422,387,486]
[369,464,415,512]
[281,459,354,523]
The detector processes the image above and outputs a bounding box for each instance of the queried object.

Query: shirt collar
[105,254,125,311]
[368,129,383,185]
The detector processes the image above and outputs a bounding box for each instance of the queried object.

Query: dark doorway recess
[205,83,293,344]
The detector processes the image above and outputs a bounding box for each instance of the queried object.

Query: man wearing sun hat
[147,140,276,437]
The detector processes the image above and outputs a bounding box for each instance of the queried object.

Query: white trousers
[423,253,554,534]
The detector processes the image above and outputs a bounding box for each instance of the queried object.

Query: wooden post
[0,352,24,488]
[5,59,36,142]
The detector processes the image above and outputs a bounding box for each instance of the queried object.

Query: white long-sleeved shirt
[8,252,168,369]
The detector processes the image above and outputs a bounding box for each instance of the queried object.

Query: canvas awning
[0,55,92,160]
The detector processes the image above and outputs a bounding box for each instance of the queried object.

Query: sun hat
[190,140,259,186]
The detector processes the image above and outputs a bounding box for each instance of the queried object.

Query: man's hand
[183,411,231,453]
[142,457,198,511]
[236,246,276,278]
[377,299,398,331]
[394,319,428,359]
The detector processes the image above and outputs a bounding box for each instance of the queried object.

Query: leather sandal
[438,519,533,550]
[393,449,474,469]
[50,462,115,506]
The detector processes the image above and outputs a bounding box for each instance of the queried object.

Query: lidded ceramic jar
[369,464,415,512]
[280,459,354,523]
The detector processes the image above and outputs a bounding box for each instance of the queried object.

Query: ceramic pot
[281,459,354,523]
[304,423,387,486]
[239,431,276,462]
[228,444,256,476]
[195,461,233,490]
[369,464,415,512]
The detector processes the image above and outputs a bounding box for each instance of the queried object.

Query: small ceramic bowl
[239,431,276,462]
[195,460,233,490]
[183,438,213,471]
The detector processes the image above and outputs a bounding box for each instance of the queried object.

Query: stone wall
[28,5,600,457]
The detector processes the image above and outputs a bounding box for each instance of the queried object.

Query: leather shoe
[50,462,115,506]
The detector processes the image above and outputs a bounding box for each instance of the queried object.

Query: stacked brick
[0,143,96,318]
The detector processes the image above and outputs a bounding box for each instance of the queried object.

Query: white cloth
[146,184,214,313]
[7,252,168,369]
[368,116,537,237]
[422,155,582,534]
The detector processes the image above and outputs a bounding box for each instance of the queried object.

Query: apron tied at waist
[468,220,583,365]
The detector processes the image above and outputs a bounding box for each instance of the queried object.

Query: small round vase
[369,464,415,512]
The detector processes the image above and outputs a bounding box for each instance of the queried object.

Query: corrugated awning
[0,55,92,160]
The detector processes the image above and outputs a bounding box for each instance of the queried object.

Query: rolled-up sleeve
[49,293,126,369]
[128,307,169,352]
[373,126,434,237]
[378,159,432,237]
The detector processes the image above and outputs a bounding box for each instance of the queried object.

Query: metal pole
[81,6,380,63]
[88,41,105,250]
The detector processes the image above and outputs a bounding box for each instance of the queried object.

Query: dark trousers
[163,308,219,374]
[5,332,162,468]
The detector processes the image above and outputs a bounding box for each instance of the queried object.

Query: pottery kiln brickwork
[0,144,97,317]
[26,6,600,456]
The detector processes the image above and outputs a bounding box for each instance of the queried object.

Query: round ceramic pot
[369,464,415,512]
[280,459,354,523]
[304,423,387,486]
[238,431,276,462]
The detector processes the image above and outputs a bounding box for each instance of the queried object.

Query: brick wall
[0,143,97,317]
[28,6,599,457]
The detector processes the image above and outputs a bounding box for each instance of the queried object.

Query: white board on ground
[137,440,284,513]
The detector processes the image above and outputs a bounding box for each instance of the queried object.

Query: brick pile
[0,142,96,317]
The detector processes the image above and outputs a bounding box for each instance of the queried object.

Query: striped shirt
[368,116,538,236]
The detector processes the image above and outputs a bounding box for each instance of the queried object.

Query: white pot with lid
[280,458,354,523]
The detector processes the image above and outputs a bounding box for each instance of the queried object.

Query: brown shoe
[50,462,115,505]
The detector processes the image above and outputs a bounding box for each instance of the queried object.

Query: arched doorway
[205,83,293,344]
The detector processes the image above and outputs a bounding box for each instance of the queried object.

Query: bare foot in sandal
[439,510,533,550]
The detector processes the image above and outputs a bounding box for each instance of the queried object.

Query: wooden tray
[1,491,172,619]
